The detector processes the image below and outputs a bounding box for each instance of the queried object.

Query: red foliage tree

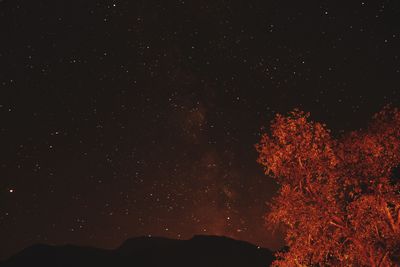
[256,107,400,266]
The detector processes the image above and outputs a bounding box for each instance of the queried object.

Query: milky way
[1,0,400,260]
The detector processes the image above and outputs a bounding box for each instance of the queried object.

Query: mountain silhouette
[0,235,274,267]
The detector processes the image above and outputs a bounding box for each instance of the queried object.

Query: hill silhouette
[0,235,274,267]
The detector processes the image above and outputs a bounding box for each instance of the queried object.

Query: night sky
[1,0,400,260]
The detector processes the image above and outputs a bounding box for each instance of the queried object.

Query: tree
[256,107,400,266]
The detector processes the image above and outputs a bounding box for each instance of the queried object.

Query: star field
[1,0,400,260]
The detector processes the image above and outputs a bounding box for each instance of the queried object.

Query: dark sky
[1,0,400,260]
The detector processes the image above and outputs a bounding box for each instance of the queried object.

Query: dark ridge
[1,235,274,267]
